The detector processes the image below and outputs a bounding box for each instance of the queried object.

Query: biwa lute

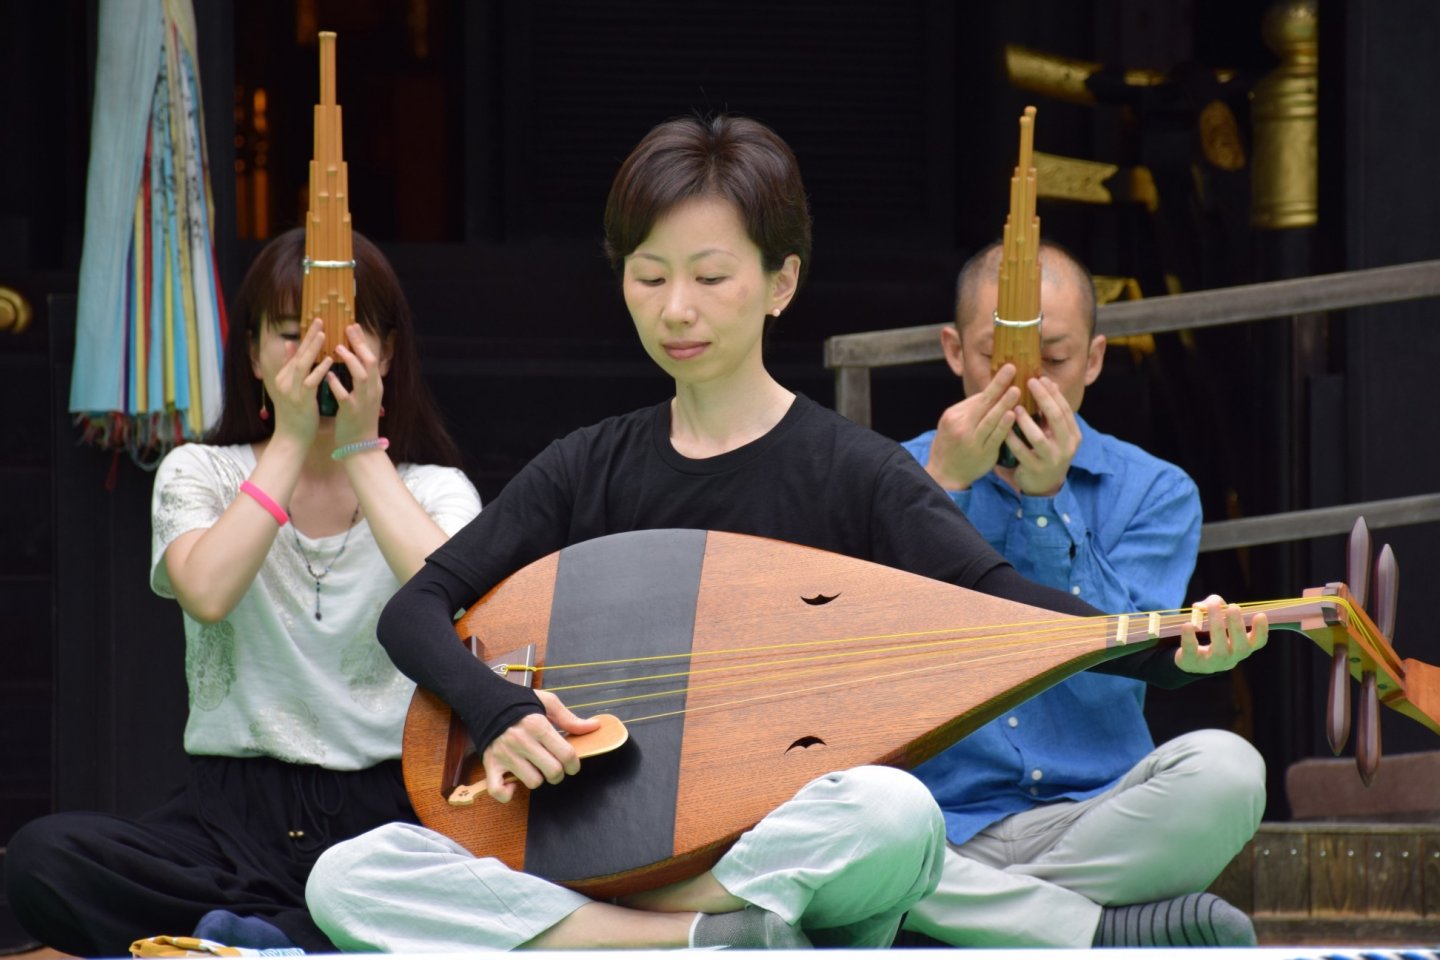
[401,526,1439,900]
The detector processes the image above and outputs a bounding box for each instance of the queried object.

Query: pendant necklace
[290,500,361,621]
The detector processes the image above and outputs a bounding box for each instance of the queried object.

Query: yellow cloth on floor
[130,935,303,957]
[130,936,244,958]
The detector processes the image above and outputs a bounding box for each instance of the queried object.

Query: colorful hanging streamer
[71,0,225,468]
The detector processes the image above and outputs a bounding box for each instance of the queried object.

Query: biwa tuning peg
[1347,517,1371,610]
[1356,670,1381,786]
[1327,646,1352,755]
[1374,544,1398,643]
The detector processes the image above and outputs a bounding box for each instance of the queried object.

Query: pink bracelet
[239,480,289,526]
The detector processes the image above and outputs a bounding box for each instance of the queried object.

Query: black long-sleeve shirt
[379,395,1190,752]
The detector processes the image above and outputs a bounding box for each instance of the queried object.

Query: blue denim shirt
[901,415,1201,843]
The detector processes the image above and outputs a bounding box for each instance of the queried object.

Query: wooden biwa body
[401,527,1437,900]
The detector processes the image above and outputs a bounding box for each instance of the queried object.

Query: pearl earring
[771,308,782,317]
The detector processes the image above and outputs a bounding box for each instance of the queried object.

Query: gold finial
[1250,0,1318,228]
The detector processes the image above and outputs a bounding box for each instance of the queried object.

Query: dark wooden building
[2,0,1438,946]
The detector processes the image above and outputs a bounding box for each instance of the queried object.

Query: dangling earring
[378,404,386,418]
[258,384,270,421]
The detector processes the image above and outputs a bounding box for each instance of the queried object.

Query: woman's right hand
[269,319,334,447]
[482,690,604,803]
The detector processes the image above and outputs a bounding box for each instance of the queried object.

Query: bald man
[896,241,1264,949]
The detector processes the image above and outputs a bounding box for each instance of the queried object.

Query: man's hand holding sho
[925,364,1021,491]
[1009,376,1082,497]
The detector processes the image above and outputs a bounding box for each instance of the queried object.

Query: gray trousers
[306,765,945,950]
[901,729,1267,948]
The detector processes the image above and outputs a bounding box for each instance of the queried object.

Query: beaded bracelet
[239,480,289,526]
[332,437,391,461]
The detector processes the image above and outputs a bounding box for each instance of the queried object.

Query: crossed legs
[902,729,1266,947]
[307,765,946,950]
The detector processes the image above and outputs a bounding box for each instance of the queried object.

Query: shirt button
[1015,508,1023,519]
[1061,513,1071,524]
[1031,769,1044,781]
[1071,585,1081,595]
[1036,516,1049,528]
[1030,787,1040,796]
[1007,716,1018,728]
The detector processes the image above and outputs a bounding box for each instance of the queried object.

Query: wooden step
[1209,822,1440,944]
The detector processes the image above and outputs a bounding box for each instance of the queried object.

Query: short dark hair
[955,239,1097,339]
[208,227,464,468]
[603,115,812,289]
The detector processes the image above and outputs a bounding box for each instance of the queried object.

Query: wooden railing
[823,260,1440,552]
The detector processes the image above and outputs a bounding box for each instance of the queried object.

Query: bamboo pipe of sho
[993,105,1043,418]
[301,31,355,369]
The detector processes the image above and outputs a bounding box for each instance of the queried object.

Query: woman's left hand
[1175,595,1269,674]
[327,323,386,447]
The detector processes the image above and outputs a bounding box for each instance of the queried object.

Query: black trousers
[3,755,417,957]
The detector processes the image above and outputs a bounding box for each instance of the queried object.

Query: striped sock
[1093,893,1257,947]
